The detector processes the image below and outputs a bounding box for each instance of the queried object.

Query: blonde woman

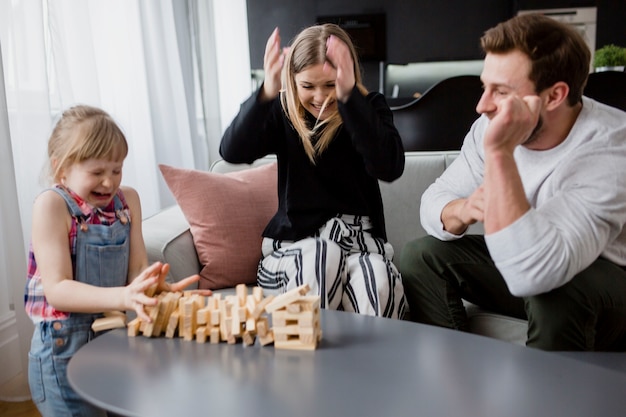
[220,24,406,318]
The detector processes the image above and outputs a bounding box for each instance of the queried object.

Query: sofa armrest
[142,205,201,286]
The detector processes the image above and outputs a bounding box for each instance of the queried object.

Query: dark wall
[246,0,513,65]
[246,1,626,92]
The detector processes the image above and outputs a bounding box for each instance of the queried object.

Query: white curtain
[0,0,250,394]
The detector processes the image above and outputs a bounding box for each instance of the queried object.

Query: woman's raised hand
[324,35,356,103]
[261,27,287,101]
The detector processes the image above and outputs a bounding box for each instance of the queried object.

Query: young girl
[220,24,406,318]
[25,105,203,416]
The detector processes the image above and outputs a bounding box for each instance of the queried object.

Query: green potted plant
[593,44,626,72]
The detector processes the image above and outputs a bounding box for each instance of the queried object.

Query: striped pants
[258,215,406,319]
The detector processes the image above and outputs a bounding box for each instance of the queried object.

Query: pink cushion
[159,163,278,290]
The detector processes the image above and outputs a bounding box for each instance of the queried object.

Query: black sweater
[219,87,405,241]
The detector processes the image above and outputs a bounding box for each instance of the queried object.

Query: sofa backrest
[211,150,482,266]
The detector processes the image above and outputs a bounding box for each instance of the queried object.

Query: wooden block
[142,302,161,337]
[152,293,174,336]
[252,286,263,302]
[197,307,210,325]
[237,306,246,322]
[258,329,274,346]
[274,339,318,351]
[206,295,220,310]
[296,295,320,310]
[165,310,180,338]
[272,310,315,322]
[209,327,220,344]
[236,283,247,306]
[256,317,269,337]
[182,298,197,341]
[230,301,242,336]
[246,296,257,316]
[245,318,256,333]
[251,295,275,319]
[177,297,186,338]
[286,303,301,313]
[242,331,255,346]
[210,308,220,326]
[264,284,310,313]
[273,324,316,336]
[196,326,207,343]
[127,318,141,337]
[92,315,127,332]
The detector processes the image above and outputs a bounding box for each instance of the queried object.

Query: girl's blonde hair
[280,23,368,163]
[47,105,128,184]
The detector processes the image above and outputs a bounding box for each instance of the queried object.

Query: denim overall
[28,187,130,417]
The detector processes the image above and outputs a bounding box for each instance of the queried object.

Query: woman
[220,24,405,318]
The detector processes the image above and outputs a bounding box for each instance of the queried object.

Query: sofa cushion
[159,163,278,290]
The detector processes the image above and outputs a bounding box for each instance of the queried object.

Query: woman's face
[294,63,337,120]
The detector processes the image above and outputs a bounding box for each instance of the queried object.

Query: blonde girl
[25,105,203,416]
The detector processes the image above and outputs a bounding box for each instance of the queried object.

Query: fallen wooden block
[92,314,127,332]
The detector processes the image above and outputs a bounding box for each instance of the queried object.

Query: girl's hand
[123,262,163,322]
[154,263,212,296]
[261,27,287,101]
[324,35,356,102]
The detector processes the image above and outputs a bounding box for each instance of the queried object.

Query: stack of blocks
[93,283,322,350]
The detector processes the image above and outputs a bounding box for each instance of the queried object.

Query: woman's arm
[339,91,405,182]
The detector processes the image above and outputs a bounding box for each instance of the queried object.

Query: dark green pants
[399,235,626,351]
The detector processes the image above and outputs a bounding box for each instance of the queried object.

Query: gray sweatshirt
[421,97,626,296]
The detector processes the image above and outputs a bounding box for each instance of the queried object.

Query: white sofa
[143,151,528,345]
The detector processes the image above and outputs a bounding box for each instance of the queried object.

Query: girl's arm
[32,189,202,322]
[32,190,158,320]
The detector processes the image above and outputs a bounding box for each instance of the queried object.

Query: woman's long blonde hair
[280,24,368,163]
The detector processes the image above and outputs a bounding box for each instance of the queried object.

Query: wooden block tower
[264,284,322,350]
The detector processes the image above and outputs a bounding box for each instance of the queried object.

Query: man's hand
[483,94,542,153]
[441,186,485,235]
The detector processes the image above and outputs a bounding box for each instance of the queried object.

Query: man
[399,13,626,351]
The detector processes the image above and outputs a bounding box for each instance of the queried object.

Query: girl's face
[62,158,124,208]
[295,63,337,120]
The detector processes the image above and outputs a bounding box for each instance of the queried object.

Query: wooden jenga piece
[141,298,162,337]
[151,292,178,336]
[251,295,274,320]
[91,314,126,332]
[242,330,256,346]
[236,283,247,307]
[165,310,180,338]
[264,284,310,313]
[196,326,208,343]
[258,329,274,346]
[252,286,263,303]
[209,326,220,344]
[181,294,204,341]
[127,318,141,336]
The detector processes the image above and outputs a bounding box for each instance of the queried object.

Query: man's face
[476,50,544,146]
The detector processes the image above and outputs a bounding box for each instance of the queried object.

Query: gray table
[68,310,626,417]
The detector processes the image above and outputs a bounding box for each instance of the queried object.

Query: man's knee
[525,287,592,351]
